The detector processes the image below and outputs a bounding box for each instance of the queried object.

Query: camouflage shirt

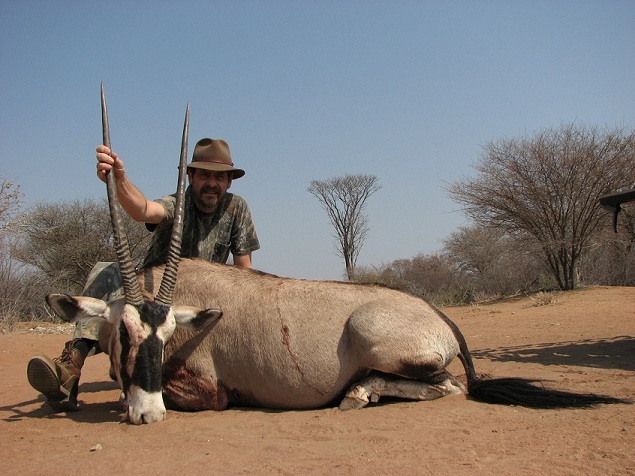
[75,188,258,340]
[142,186,260,268]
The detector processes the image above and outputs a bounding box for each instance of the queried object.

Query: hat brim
[187,162,245,179]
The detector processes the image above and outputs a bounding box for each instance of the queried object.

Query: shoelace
[54,346,75,365]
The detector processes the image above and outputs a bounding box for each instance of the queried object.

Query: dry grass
[526,291,560,307]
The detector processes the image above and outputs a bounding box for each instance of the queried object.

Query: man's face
[188,169,232,214]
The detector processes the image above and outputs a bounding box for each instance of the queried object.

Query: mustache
[200,185,220,194]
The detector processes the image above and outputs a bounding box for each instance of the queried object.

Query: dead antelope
[46,89,629,424]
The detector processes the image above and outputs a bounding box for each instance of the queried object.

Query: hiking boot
[27,340,86,412]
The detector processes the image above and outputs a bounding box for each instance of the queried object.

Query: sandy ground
[0,286,633,475]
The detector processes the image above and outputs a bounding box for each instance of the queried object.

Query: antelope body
[47,258,628,424]
[135,260,464,411]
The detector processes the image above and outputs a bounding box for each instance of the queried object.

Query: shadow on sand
[471,335,635,371]
[3,380,121,424]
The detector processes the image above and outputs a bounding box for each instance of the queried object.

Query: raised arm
[96,145,166,225]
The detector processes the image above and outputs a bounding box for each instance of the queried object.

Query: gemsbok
[45,88,629,424]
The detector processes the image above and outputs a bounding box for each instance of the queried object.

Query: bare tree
[581,208,635,286]
[12,198,151,293]
[0,238,53,323]
[443,225,553,295]
[354,253,474,306]
[0,178,51,323]
[0,177,22,232]
[449,123,635,290]
[308,174,381,279]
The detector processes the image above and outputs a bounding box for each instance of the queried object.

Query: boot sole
[27,356,78,412]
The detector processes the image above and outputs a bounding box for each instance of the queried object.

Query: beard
[192,184,223,212]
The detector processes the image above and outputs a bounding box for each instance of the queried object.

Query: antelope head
[46,85,222,424]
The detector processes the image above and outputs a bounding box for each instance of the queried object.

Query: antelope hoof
[339,386,370,410]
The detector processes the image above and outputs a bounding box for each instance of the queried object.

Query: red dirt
[1,286,633,475]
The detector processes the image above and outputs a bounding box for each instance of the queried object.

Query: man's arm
[233,253,252,269]
[96,145,166,224]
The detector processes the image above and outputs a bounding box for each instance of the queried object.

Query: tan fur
[139,259,461,410]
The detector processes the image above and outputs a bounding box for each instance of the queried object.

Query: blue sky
[1,1,634,280]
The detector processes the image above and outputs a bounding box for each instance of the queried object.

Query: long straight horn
[101,83,143,306]
[155,103,189,306]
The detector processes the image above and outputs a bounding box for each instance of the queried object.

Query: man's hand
[96,145,126,183]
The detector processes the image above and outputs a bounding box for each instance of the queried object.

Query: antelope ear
[173,306,223,331]
[46,294,111,323]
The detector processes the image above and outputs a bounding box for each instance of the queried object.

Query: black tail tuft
[437,307,630,410]
[468,377,631,409]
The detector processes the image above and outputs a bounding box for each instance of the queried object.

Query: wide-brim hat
[188,138,245,179]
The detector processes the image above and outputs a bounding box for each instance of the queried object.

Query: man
[27,138,260,411]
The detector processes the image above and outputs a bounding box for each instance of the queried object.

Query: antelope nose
[141,410,166,424]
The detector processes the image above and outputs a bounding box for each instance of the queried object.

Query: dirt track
[1,286,633,475]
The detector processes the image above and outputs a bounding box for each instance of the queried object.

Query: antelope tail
[434,307,630,408]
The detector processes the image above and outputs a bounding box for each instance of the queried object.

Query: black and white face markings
[116,301,177,400]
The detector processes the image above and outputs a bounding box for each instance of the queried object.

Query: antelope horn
[101,83,144,306]
[155,103,189,305]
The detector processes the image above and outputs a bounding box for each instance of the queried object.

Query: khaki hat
[188,138,245,179]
